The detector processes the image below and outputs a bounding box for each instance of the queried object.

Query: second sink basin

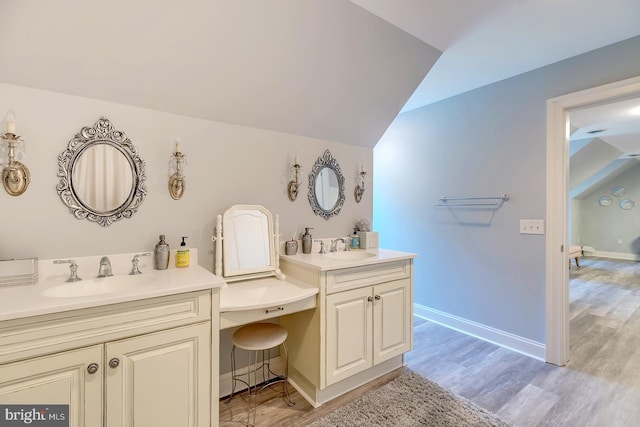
[323,251,377,260]
[43,275,154,298]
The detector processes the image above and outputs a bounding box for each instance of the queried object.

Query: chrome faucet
[97,256,113,278]
[330,238,346,252]
[129,253,151,275]
[53,259,82,282]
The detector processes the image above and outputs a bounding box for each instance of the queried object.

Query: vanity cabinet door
[325,279,412,387]
[0,344,103,427]
[326,287,373,386]
[105,322,211,427]
[373,279,412,365]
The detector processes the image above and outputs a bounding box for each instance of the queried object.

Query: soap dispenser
[176,236,190,268]
[302,227,313,254]
[350,228,360,249]
[153,234,170,270]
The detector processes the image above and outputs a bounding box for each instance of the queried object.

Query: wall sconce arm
[169,143,186,200]
[288,161,301,201]
[354,168,367,203]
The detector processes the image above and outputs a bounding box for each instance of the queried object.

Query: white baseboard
[587,251,640,261]
[414,303,545,361]
[219,357,283,398]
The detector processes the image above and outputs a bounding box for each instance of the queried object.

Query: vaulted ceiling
[1,0,640,150]
[570,98,640,199]
[351,0,640,112]
[0,0,440,147]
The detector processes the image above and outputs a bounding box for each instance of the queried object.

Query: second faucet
[97,256,113,278]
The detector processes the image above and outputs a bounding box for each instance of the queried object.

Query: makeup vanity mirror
[56,117,147,227]
[215,205,285,281]
[308,150,345,220]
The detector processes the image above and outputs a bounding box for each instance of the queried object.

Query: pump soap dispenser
[350,228,360,249]
[154,234,170,270]
[302,228,313,254]
[176,236,190,268]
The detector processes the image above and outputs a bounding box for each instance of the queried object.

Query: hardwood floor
[220,257,640,426]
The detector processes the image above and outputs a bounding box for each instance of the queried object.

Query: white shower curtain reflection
[73,144,132,212]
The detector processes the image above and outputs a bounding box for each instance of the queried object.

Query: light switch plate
[520,219,544,235]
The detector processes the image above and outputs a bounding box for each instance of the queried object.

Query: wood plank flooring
[220,257,640,426]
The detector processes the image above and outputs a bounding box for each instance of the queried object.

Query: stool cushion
[569,245,582,258]
[232,323,288,351]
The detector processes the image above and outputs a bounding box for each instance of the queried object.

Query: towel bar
[437,194,510,207]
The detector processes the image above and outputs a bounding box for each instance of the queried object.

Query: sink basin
[43,275,154,298]
[323,251,377,260]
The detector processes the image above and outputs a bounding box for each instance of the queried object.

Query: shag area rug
[307,371,512,427]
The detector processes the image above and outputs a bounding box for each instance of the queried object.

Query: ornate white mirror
[57,117,146,227]
[308,149,345,220]
[215,205,284,281]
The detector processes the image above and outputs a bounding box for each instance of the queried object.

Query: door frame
[546,75,640,365]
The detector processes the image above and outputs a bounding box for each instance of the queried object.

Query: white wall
[0,82,373,269]
[0,82,374,375]
[375,35,640,347]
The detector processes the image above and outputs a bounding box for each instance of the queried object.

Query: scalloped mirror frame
[308,149,345,220]
[56,117,147,227]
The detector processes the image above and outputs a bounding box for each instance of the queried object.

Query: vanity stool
[227,322,294,425]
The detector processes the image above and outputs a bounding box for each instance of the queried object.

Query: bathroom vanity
[0,251,225,427]
[279,248,416,406]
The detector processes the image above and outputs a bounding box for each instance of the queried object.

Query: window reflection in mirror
[315,168,339,211]
[71,144,134,212]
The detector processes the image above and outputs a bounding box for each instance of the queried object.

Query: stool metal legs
[226,343,294,426]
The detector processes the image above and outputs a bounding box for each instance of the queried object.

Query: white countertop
[280,247,417,271]
[0,250,226,322]
[220,276,318,312]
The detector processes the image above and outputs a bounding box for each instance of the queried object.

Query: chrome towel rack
[437,194,510,207]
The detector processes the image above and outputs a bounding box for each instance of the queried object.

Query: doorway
[546,75,640,365]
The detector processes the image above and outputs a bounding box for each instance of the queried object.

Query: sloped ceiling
[570,97,640,198]
[0,0,440,148]
[351,0,640,112]
[571,98,640,156]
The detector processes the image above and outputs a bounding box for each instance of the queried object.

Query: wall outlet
[520,219,544,235]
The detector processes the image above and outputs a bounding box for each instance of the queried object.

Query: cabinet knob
[87,363,99,375]
[367,296,373,302]
[109,358,120,369]
[374,294,381,301]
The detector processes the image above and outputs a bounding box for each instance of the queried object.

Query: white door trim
[546,75,640,366]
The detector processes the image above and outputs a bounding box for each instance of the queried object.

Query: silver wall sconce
[168,140,186,200]
[354,165,367,203]
[1,110,30,196]
[287,156,302,201]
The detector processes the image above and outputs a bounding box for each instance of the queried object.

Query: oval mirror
[57,117,147,227]
[308,150,345,220]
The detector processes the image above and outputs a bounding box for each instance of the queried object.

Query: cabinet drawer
[326,260,411,294]
[220,295,316,329]
[0,290,211,364]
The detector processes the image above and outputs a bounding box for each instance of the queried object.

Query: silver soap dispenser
[153,235,170,270]
[302,227,314,254]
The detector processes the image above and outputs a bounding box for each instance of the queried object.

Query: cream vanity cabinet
[325,278,411,385]
[0,290,216,427]
[280,254,413,405]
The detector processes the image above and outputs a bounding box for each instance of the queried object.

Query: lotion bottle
[302,227,313,254]
[176,236,190,268]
